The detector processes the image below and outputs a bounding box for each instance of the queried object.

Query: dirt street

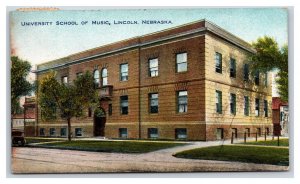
[11,140,289,173]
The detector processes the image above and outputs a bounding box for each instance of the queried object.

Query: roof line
[35,19,256,73]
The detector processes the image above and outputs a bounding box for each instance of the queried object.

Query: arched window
[94,70,100,87]
[101,68,108,86]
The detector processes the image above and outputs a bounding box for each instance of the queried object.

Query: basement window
[75,128,82,137]
[148,128,158,139]
[175,128,187,139]
[50,128,56,136]
[60,128,67,137]
[119,128,128,138]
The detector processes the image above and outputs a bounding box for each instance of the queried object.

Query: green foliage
[38,71,97,140]
[94,107,105,118]
[250,36,282,72]
[39,71,97,120]
[276,71,288,102]
[11,56,33,114]
[250,36,288,101]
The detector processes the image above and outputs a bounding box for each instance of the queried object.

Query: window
[40,128,45,136]
[50,128,55,136]
[94,70,100,87]
[60,128,67,137]
[101,68,108,86]
[255,98,260,116]
[244,96,249,116]
[119,128,128,138]
[149,58,158,77]
[109,104,112,116]
[62,76,68,84]
[243,64,249,81]
[264,100,268,117]
[176,52,187,72]
[175,128,187,139]
[264,72,268,87]
[230,93,236,115]
[120,63,128,81]
[148,128,158,139]
[120,96,128,115]
[149,93,158,113]
[230,58,236,78]
[177,91,188,113]
[215,52,222,73]
[216,90,222,114]
[75,128,82,136]
[254,70,260,85]
[216,128,224,140]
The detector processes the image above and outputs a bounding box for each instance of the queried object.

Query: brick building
[23,97,37,136]
[35,20,273,141]
[272,97,288,136]
[12,97,36,134]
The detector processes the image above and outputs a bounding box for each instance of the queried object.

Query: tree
[39,71,97,141]
[249,36,288,101]
[11,56,33,115]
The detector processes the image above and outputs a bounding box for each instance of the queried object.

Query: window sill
[175,71,188,74]
[176,112,188,115]
[119,80,128,83]
[148,76,159,78]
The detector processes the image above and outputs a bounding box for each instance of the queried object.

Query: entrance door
[94,108,106,137]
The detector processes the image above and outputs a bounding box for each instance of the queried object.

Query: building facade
[35,20,273,141]
[272,97,288,136]
[12,97,36,134]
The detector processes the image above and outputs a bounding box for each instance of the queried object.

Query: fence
[230,131,287,146]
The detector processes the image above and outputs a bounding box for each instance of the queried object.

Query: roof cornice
[35,20,255,73]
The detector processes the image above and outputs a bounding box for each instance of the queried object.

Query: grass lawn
[242,138,289,147]
[25,137,67,144]
[29,140,185,153]
[173,145,289,166]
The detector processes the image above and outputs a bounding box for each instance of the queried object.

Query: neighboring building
[12,113,25,131]
[23,97,37,137]
[12,97,36,134]
[272,97,289,136]
[35,20,273,141]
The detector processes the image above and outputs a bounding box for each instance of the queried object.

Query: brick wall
[36,20,273,141]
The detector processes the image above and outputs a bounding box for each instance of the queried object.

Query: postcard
[10,8,289,174]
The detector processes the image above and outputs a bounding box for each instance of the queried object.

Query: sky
[10,8,287,98]
[10,8,288,66]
